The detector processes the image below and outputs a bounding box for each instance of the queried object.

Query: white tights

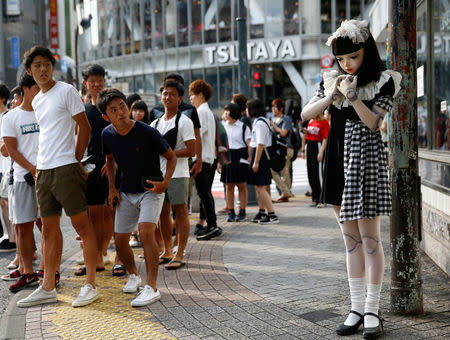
[333,206,384,327]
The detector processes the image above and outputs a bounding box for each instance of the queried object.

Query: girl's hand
[337,75,357,96]
[252,162,259,173]
[317,151,323,162]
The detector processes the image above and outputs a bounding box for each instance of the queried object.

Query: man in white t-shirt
[150,81,195,269]
[17,46,99,308]
[1,73,41,292]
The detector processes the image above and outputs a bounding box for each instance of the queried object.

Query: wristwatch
[346,88,358,102]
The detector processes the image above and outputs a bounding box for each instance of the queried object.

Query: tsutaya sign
[204,37,300,65]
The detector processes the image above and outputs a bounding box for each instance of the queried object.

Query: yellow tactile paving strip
[47,251,175,340]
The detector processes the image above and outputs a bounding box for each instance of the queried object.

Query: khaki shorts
[36,163,87,218]
[165,177,189,205]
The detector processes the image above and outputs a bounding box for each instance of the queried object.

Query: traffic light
[252,71,262,88]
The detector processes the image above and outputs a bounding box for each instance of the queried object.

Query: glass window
[219,67,233,108]
[154,0,163,49]
[144,1,152,50]
[336,0,346,28]
[266,2,283,38]
[433,0,450,150]
[248,0,264,39]
[135,75,144,94]
[191,0,202,45]
[321,0,331,33]
[144,74,154,93]
[204,0,217,44]
[284,0,299,36]
[122,1,132,55]
[177,0,189,46]
[165,0,176,48]
[218,0,231,42]
[191,69,204,83]
[132,1,142,53]
[417,2,428,148]
[205,68,219,110]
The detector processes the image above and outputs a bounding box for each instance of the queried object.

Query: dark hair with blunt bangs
[224,103,242,120]
[82,64,106,81]
[23,46,56,69]
[0,84,10,105]
[164,73,185,85]
[126,93,142,109]
[246,98,266,118]
[97,88,127,115]
[18,73,37,95]
[160,80,185,97]
[129,100,149,123]
[331,33,385,87]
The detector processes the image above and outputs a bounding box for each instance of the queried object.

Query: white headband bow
[325,20,370,46]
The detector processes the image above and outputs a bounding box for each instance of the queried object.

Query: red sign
[320,55,334,69]
[49,0,59,49]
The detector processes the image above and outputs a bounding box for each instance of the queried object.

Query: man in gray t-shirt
[269,99,294,202]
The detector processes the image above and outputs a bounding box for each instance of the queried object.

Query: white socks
[344,277,365,326]
[365,283,382,327]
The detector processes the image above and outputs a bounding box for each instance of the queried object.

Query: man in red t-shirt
[305,111,329,207]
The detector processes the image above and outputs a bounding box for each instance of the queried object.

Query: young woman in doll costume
[301,20,401,339]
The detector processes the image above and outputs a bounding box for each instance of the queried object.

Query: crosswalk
[211,158,309,197]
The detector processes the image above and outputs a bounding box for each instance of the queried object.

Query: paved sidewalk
[1,196,449,339]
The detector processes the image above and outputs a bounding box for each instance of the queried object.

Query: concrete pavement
[1,196,449,339]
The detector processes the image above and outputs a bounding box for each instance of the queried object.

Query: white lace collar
[323,70,402,109]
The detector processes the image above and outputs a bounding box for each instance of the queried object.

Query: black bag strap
[154,111,182,132]
[242,123,247,145]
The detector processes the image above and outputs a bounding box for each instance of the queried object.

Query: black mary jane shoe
[362,312,384,339]
[336,310,363,336]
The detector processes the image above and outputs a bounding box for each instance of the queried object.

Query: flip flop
[158,256,172,265]
[74,266,105,276]
[165,260,186,270]
[112,264,126,277]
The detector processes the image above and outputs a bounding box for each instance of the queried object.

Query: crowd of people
[0,19,399,339]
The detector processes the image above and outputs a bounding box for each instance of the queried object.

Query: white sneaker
[131,285,161,307]
[17,286,57,308]
[76,259,85,265]
[123,274,142,293]
[72,284,99,307]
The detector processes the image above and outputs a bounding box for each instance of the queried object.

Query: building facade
[78,0,377,110]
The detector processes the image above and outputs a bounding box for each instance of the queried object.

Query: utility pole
[237,0,256,205]
[237,0,249,97]
[388,0,423,314]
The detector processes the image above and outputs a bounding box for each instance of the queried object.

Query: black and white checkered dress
[339,76,396,222]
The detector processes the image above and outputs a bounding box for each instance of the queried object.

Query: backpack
[154,112,182,150]
[256,118,287,172]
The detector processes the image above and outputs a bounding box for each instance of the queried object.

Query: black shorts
[86,172,108,206]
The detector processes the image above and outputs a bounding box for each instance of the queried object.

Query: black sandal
[112,264,126,277]
[363,312,384,339]
[74,266,105,276]
[336,310,364,335]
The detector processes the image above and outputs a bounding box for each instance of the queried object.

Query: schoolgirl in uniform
[301,20,401,339]
[246,99,278,225]
[223,103,251,222]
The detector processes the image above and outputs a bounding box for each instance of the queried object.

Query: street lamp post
[388,0,423,315]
